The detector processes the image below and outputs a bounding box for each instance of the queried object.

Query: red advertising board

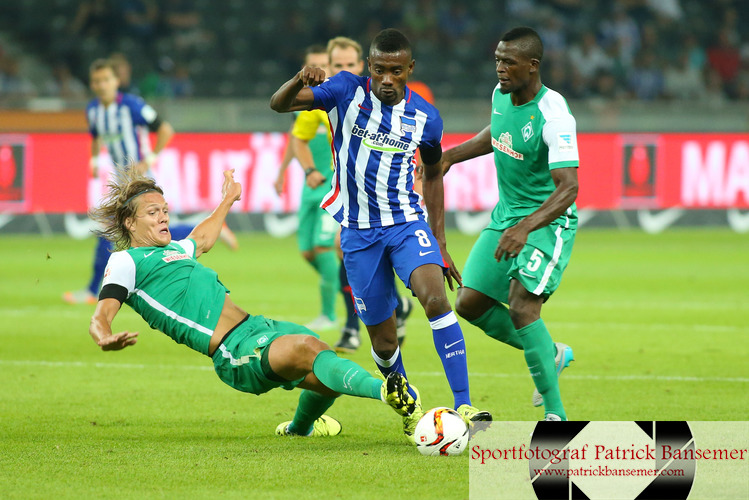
[1,132,747,213]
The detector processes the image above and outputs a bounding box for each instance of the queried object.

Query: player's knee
[301,250,315,263]
[296,335,329,368]
[455,292,478,321]
[421,294,451,319]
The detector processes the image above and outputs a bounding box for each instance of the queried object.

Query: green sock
[312,350,382,399]
[470,303,523,349]
[314,251,339,321]
[517,319,566,420]
[288,389,337,435]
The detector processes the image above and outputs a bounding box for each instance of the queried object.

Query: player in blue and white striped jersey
[85,58,172,176]
[64,58,236,305]
[272,29,491,434]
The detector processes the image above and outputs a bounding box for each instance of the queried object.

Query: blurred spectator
[44,61,88,99]
[438,4,476,42]
[537,15,567,60]
[707,28,741,96]
[0,56,37,100]
[68,0,116,41]
[568,32,613,83]
[599,4,640,68]
[168,63,194,98]
[703,69,728,107]
[627,50,664,100]
[663,51,705,100]
[683,33,707,72]
[119,0,159,42]
[590,69,624,100]
[161,0,214,55]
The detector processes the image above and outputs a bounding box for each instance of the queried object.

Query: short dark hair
[89,58,118,76]
[304,44,327,58]
[370,28,411,57]
[500,27,544,61]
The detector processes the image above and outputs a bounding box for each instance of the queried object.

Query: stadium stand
[0,0,747,102]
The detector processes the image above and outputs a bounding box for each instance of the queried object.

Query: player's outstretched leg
[276,390,341,437]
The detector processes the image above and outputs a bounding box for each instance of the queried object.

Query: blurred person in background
[0,56,37,101]
[44,61,88,99]
[274,44,341,333]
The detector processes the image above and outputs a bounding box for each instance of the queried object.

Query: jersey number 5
[527,249,544,272]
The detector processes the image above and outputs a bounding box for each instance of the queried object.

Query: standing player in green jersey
[275,45,340,331]
[88,168,417,437]
[441,27,578,421]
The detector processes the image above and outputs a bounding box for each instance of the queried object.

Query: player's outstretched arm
[188,169,242,258]
[441,125,493,175]
[422,160,462,291]
[90,298,138,351]
[270,66,326,113]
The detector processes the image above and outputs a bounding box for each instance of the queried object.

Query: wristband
[145,152,158,167]
[304,167,317,177]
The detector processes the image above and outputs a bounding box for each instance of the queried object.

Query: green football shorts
[462,221,576,303]
[212,314,319,395]
[297,197,339,252]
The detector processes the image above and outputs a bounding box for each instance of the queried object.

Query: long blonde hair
[89,169,164,251]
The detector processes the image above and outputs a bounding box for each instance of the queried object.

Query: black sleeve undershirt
[147,115,163,133]
[99,284,128,303]
[419,143,442,166]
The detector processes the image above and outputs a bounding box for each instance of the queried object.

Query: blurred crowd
[0,0,747,103]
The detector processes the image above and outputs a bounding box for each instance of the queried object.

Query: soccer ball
[413,407,469,456]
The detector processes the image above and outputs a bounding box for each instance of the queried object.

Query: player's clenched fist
[299,66,326,87]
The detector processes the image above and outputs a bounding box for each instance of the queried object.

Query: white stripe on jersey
[106,103,126,166]
[134,288,213,337]
[120,105,137,163]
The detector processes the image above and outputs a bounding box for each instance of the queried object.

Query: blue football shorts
[340,219,446,325]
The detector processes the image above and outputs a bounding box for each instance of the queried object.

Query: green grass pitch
[1,228,747,499]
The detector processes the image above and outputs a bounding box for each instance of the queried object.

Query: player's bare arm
[495,167,579,261]
[270,66,326,113]
[188,169,242,257]
[441,125,493,175]
[275,124,296,195]
[89,297,138,351]
[135,120,175,175]
[90,137,102,177]
[421,160,463,290]
[291,136,326,189]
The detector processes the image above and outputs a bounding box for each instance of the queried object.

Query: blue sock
[430,311,471,409]
[371,346,418,400]
[88,237,112,295]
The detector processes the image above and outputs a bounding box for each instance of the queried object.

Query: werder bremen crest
[492,131,524,160]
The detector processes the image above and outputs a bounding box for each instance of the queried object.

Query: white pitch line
[0,360,747,383]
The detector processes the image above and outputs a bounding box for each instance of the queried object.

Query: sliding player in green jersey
[441,27,577,421]
[88,168,417,437]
